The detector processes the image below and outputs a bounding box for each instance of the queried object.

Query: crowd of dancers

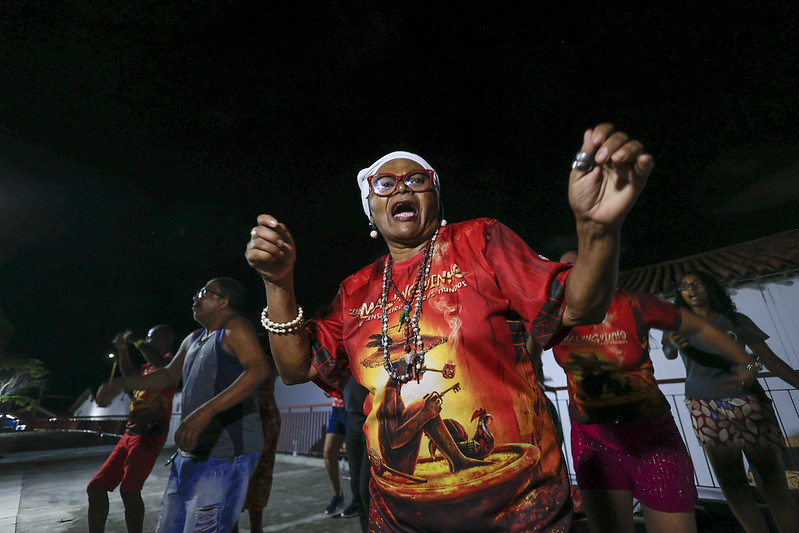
[89,123,798,532]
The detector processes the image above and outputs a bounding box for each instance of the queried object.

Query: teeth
[392,203,417,219]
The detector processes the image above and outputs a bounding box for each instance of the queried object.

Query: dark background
[2,2,798,409]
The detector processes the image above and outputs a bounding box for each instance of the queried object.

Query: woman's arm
[677,310,759,387]
[563,124,653,326]
[750,341,799,389]
[246,214,318,384]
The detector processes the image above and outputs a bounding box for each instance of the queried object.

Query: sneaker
[341,502,361,518]
[325,494,344,514]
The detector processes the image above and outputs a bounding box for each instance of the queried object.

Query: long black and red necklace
[380,229,439,383]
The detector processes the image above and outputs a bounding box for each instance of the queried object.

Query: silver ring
[571,151,594,171]
[251,229,258,240]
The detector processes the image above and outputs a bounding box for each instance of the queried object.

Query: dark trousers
[345,411,370,533]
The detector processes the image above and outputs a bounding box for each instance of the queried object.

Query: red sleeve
[484,222,572,349]
[635,292,681,331]
[305,288,351,395]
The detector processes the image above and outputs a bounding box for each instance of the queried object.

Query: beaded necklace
[390,276,418,348]
[380,229,440,383]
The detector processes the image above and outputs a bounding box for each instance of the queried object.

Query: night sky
[2,2,798,408]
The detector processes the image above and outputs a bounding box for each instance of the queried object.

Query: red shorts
[88,433,167,492]
[571,413,697,513]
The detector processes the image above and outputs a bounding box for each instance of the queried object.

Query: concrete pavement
[1,448,362,533]
[0,445,746,532]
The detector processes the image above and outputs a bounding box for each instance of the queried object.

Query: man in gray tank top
[106,277,270,532]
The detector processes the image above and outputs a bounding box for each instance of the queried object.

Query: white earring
[369,222,378,239]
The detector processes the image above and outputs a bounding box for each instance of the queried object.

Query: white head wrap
[356,150,440,220]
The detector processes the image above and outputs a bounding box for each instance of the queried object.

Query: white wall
[73,391,130,417]
[73,390,183,447]
[274,379,329,408]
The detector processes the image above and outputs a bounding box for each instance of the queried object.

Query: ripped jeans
[156,452,260,533]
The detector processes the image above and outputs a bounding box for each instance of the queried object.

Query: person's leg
[119,491,144,533]
[87,485,110,533]
[746,448,799,533]
[159,453,259,533]
[630,414,698,533]
[343,417,363,517]
[570,420,636,533]
[155,455,184,533]
[88,436,130,533]
[248,509,264,532]
[580,489,635,533]
[323,431,345,512]
[358,454,371,533]
[217,452,260,532]
[705,446,771,532]
[117,434,165,533]
[155,456,189,533]
[640,506,696,533]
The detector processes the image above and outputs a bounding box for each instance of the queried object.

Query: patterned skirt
[684,393,784,453]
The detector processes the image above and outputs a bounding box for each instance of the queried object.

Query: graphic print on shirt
[553,291,677,424]
[355,270,552,530]
[127,363,174,435]
[307,220,573,531]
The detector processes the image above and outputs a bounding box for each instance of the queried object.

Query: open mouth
[391,201,418,221]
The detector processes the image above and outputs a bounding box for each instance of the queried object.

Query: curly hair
[674,270,736,315]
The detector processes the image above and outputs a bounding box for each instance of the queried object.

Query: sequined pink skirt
[685,394,784,453]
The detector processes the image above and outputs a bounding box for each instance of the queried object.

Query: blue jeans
[156,452,260,533]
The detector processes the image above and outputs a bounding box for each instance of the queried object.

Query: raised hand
[568,123,654,230]
[112,332,126,350]
[122,330,137,344]
[664,331,690,349]
[245,214,297,285]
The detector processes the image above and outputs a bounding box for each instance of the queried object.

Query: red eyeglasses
[367,169,434,197]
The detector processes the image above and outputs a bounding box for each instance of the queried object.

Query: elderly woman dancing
[246,124,653,532]
[664,271,799,533]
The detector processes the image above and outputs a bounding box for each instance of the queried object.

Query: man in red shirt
[90,325,176,533]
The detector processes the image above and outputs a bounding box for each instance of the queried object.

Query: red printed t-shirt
[126,359,176,436]
[552,290,680,425]
[307,219,573,532]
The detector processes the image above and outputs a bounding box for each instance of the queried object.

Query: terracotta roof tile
[618,229,799,296]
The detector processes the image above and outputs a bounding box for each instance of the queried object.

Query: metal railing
[545,375,799,500]
[20,415,128,436]
[276,403,331,457]
[274,377,799,501]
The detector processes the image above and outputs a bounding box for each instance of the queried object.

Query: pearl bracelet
[261,306,304,334]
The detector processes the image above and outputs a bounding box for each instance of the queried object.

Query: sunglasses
[678,280,706,292]
[195,287,223,299]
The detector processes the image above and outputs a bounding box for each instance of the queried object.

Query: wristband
[134,339,147,349]
[745,361,762,374]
